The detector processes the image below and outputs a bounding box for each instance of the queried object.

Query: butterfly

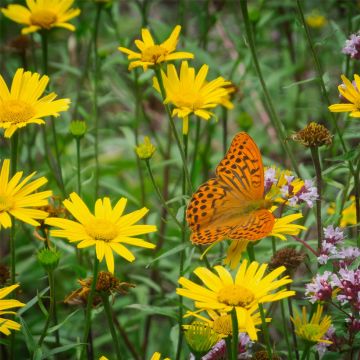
[186,132,274,244]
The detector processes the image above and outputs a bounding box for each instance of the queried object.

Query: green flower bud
[70,120,87,138]
[135,136,156,160]
[37,248,61,272]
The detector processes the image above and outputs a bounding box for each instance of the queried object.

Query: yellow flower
[1,0,80,35]
[45,193,157,273]
[328,196,356,227]
[150,352,170,360]
[224,213,306,269]
[328,74,360,117]
[0,284,25,336]
[0,159,51,229]
[291,305,332,344]
[184,307,269,340]
[305,11,327,29]
[0,68,70,138]
[135,136,156,160]
[177,261,294,340]
[119,25,193,71]
[153,61,231,134]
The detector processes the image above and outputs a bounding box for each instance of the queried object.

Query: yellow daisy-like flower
[45,192,157,273]
[0,68,70,138]
[223,212,306,269]
[0,284,25,336]
[119,25,193,71]
[150,352,170,360]
[153,61,231,134]
[0,159,51,229]
[177,261,294,340]
[328,74,360,117]
[328,195,356,227]
[305,11,327,29]
[184,307,269,340]
[1,0,80,35]
[291,305,332,344]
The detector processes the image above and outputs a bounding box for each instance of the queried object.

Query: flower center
[212,314,232,336]
[0,194,14,212]
[217,285,255,307]
[30,10,57,29]
[85,219,118,242]
[142,45,168,63]
[0,100,35,124]
[302,324,322,339]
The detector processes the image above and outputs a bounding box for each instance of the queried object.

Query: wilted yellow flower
[119,25,193,71]
[305,11,327,29]
[0,159,51,229]
[46,192,157,273]
[291,305,332,344]
[153,61,231,134]
[328,195,356,227]
[0,284,25,336]
[1,0,80,35]
[135,136,156,160]
[177,261,294,340]
[328,74,360,117]
[291,122,332,147]
[0,68,70,137]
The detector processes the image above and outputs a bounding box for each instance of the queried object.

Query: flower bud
[135,136,156,160]
[37,248,61,272]
[69,120,87,138]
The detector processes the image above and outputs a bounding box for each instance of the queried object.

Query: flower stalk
[231,308,238,360]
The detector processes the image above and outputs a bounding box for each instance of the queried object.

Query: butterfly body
[186,132,274,245]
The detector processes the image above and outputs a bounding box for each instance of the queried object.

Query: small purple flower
[323,225,344,245]
[315,325,335,359]
[264,168,277,193]
[288,179,318,208]
[342,33,360,60]
[306,271,333,303]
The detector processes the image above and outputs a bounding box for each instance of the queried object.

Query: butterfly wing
[187,132,271,245]
[216,132,264,201]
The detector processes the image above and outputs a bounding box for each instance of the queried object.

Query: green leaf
[146,243,188,266]
[41,343,85,359]
[126,304,177,319]
[18,287,49,316]
[19,317,36,353]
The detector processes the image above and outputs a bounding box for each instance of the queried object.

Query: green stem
[355,156,360,245]
[231,308,238,360]
[93,3,103,198]
[154,67,193,193]
[222,107,228,154]
[287,284,299,360]
[37,270,55,348]
[310,147,322,251]
[101,294,122,360]
[296,0,355,178]
[191,117,201,181]
[300,344,311,360]
[175,133,188,360]
[272,240,294,360]
[145,160,183,229]
[40,31,65,197]
[76,138,81,196]
[239,0,300,176]
[225,336,232,360]
[80,258,100,360]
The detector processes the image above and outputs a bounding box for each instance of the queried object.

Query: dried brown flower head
[252,350,282,360]
[269,248,305,275]
[64,272,135,307]
[291,122,332,147]
[0,264,10,286]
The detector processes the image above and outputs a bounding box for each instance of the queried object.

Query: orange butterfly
[186,132,274,244]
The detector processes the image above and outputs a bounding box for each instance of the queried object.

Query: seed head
[291,122,332,147]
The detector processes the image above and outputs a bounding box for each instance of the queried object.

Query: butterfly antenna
[200,240,222,260]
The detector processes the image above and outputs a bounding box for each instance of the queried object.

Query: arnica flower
[185,307,268,340]
[291,305,332,345]
[119,25,193,71]
[224,213,306,269]
[305,11,327,29]
[150,352,170,360]
[328,195,356,228]
[45,192,157,273]
[328,74,360,117]
[0,159,51,229]
[0,68,70,138]
[0,284,25,336]
[1,0,81,35]
[153,61,231,134]
[177,261,294,340]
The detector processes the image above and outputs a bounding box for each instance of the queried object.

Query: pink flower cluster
[342,33,360,60]
[305,271,333,303]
